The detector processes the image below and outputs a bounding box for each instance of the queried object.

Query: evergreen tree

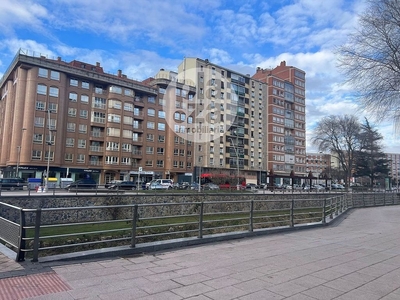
[354,119,390,186]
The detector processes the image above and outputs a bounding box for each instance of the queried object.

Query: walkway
[1,206,400,299]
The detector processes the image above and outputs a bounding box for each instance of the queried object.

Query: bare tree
[337,0,400,132]
[311,115,362,188]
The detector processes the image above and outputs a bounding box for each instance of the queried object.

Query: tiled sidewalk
[1,206,400,299]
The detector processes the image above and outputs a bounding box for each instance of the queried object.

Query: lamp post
[45,110,54,192]
[16,128,26,178]
[229,137,240,190]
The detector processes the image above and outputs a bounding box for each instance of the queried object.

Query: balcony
[134,96,144,107]
[89,160,102,166]
[90,131,104,140]
[133,124,144,132]
[132,137,143,144]
[89,146,104,152]
[132,149,142,157]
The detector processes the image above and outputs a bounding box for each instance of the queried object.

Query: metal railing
[1,193,398,262]
[0,195,350,262]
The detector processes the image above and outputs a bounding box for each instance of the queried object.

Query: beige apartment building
[0,50,307,186]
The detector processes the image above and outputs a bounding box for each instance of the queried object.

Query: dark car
[65,178,97,191]
[104,180,122,189]
[0,178,25,190]
[108,181,137,190]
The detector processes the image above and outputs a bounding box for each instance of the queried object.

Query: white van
[148,179,173,190]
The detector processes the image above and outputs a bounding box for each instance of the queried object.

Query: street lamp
[229,137,240,190]
[16,128,26,178]
[45,110,54,192]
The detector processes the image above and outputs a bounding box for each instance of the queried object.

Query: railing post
[31,208,42,262]
[249,200,254,232]
[16,210,26,262]
[198,202,204,238]
[322,198,326,224]
[290,198,294,227]
[131,205,138,248]
[330,198,333,219]
[335,198,339,216]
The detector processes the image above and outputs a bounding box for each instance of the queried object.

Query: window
[180,149,185,156]
[157,147,164,155]
[94,86,103,94]
[78,139,86,148]
[159,88,166,94]
[70,79,78,86]
[146,146,154,154]
[158,135,165,142]
[81,95,89,103]
[123,129,132,138]
[106,142,119,151]
[32,150,42,160]
[34,117,44,127]
[145,160,153,167]
[124,89,133,96]
[48,118,56,130]
[158,123,165,130]
[44,150,54,162]
[36,101,45,111]
[108,99,121,109]
[33,134,43,144]
[80,110,88,119]
[68,108,77,117]
[107,128,120,137]
[69,92,78,102]
[50,70,60,80]
[121,157,130,165]
[81,81,89,89]
[148,108,155,116]
[37,84,47,95]
[66,138,74,147]
[148,96,155,103]
[147,121,155,129]
[158,111,165,118]
[92,111,106,123]
[67,123,76,132]
[108,114,121,123]
[48,103,57,113]
[79,124,87,133]
[93,97,106,109]
[65,153,73,162]
[124,103,133,111]
[173,160,178,167]
[124,116,133,125]
[38,68,48,78]
[109,86,122,94]
[147,133,154,141]
[122,143,131,152]
[49,87,59,97]
[174,149,179,156]
[76,154,85,163]
[156,160,164,167]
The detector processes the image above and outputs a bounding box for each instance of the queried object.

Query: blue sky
[0,0,399,153]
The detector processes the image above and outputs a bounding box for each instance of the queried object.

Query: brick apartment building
[0,50,307,186]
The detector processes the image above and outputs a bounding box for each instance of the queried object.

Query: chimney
[117,70,122,77]
[96,62,100,67]
[280,61,286,66]
[57,57,61,61]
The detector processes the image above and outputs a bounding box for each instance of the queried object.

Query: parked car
[108,181,137,190]
[148,179,173,190]
[190,182,201,190]
[203,183,220,190]
[65,178,97,191]
[174,182,190,190]
[104,180,122,189]
[246,183,259,189]
[0,178,25,190]
[331,184,345,190]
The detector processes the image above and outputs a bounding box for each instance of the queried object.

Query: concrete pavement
[1,205,400,299]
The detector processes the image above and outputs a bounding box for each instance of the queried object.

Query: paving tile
[171,282,215,298]
[236,289,284,300]
[204,285,248,300]
[266,281,308,297]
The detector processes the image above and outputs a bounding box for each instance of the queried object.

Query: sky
[0,0,399,153]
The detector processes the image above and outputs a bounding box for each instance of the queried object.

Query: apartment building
[0,50,307,186]
[0,50,194,184]
[386,153,400,188]
[252,61,307,181]
[176,58,268,185]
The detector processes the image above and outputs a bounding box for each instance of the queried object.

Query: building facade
[252,61,307,181]
[0,50,307,186]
